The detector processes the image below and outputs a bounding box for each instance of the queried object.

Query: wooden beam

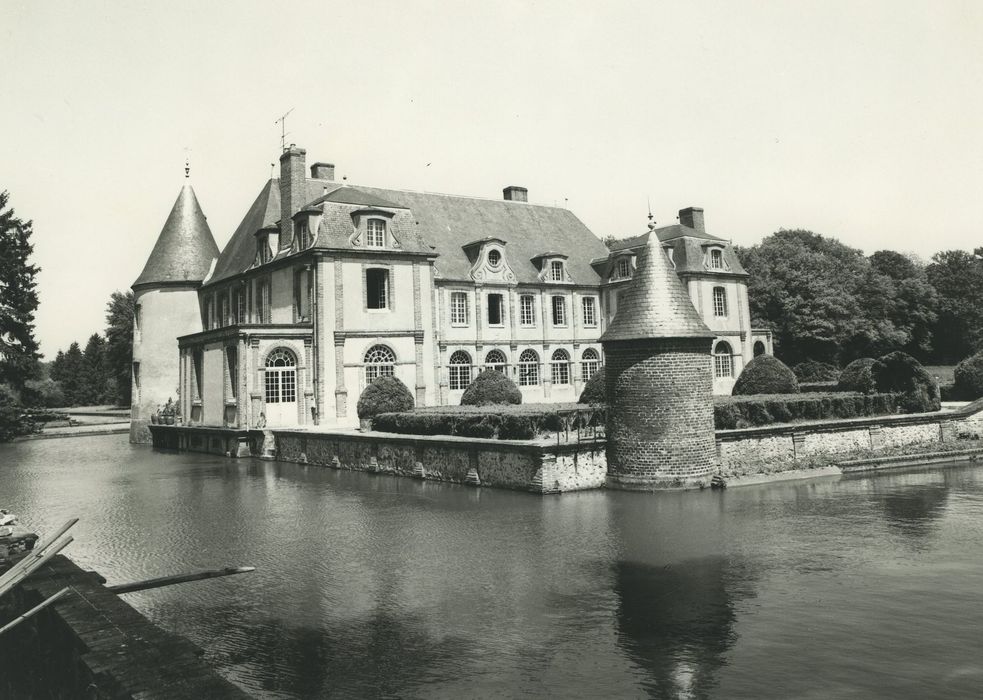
[107,566,256,594]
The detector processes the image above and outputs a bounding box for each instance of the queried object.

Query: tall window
[258,234,273,264]
[550,260,565,281]
[551,296,567,326]
[132,362,140,401]
[485,349,507,373]
[582,348,600,382]
[366,268,389,309]
[487,293,504,325]
[294,269,311,322]
[582,297,597,327]
[519,295,535,326]
[265,348,297,404]
[448,351,473,391]
[714,341,733,378]
[713,287,728,317]
[226,346,238,399]
[616,257,631,279]
[235,288,246,324]
[192,350,204,402]
[296,220,312,249]
[450,291,469,325]
[257,278,271,323]
[518,349,540,386]
[709,249,724,269]
[134,304,142,331]
[219,294,229,327]
[367,219,386,247]
[551,349,571,385]
[364,344,396,383]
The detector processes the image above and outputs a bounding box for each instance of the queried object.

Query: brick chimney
[503,186,527,202]
[279,144,307,240]
[310,162,335,180]
[679,207,705,232]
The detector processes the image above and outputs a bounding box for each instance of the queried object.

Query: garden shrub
[372,402,600,440]
[799,381,839,393]
[714,392,898,429]
[578,367,605,404]
[954,351,983,400]
[356,376,415,419]
[793,360,840,383]
[837,358,877,394]
[461,369,522,406]
[872,351,940,413]
[732,355,799,395]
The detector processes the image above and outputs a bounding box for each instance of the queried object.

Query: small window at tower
[713,287,728,317]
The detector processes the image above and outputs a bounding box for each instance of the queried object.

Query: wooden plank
[0,586,71,635]
[107,566,255,594]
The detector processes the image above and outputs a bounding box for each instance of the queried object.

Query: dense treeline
[736,230,979,366]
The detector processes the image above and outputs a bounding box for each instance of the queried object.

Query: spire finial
[647,196,656,230]
[185,157,190,179]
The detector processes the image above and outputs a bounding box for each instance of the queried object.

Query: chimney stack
[279,144,306,240]
[310,162,335,180]
[503,186,528,202]
[678,207,705,233]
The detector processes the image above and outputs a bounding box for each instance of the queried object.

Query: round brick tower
[601,231,717,489]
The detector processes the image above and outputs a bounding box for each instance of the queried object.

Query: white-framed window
[519,295,536,326]
[296,220,313,249]
[257,278,271,323]
[550,260,565,281]
[487,293,504,326]
[487,248,502,267]
[551,296,567,326]
[367,219,386,247]
[485,349,507,373]
[551,349,571,385]
[581,348,600,382]
[713,341,733,378]
[709,248,724,269]
[582,297,597,327]
[448,350,472,391]
[713,287,727,317]
[265,348,297,404]
[518,349,540,386]
[366,268,389,310]
[364,344,396,383]
[450,291,469,326]
[616,257,631,279]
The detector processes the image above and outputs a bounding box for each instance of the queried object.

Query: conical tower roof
[133,182,220,289]
[601,231,713,341]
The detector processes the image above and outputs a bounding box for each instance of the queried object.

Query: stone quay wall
[0,555,246,699]
[717,399,983,478]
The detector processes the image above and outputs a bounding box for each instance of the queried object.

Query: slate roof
[601,230,714,342]
[207,179,610,285]
[134,183,220,288]
[604,225,747,276]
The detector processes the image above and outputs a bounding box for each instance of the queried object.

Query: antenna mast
[274,107,294,151]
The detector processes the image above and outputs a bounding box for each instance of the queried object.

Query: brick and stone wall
[605,338,716,489]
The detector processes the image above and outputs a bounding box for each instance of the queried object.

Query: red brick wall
[604,338,716,488]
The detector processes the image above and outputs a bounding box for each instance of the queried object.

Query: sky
[2,0,982,357]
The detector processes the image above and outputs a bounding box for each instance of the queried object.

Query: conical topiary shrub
[837,358,877,394]
[872,351,940,413]
[357,376,415,420]
[461,369,522,406]
[954,351,983,400]
[578,366,605,404]
[732,354,799,395]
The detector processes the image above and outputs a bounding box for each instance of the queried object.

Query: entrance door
[264,348,298,426]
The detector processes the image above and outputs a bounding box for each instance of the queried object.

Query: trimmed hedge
[799,381,839,393]
[733,355,799,395]
[578,367,605,404]
[461,369,522,406]
[954,351,983,400]
[356,376,414,419]
[837,358,877,394]
[872,351,940,413]
[715,392,898,429]
[793,360,840,382]
[373,404,602,440]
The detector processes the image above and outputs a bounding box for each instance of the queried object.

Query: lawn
[924,365,956,384]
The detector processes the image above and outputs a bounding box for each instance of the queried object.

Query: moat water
[3,434,983,698]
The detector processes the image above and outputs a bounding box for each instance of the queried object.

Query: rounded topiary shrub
[837,358,877,394]
[872,351,940,413]
[793,360,840,383]
[954,351,983,400]
[461,369,522,406]
[578,367,605,404]
[732,355,799,395]
[356,376,414,419]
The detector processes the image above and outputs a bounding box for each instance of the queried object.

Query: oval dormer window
[488,248,502,267]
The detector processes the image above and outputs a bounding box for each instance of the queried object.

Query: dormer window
[367,219,386,247]
[550,260,565,281]
[295,220,313,249]
[709,248,724,269]
[487,248,502,267]
[616,257,631,279]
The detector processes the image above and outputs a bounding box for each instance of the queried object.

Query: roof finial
[647,196,656,230]
[184,157,190,179]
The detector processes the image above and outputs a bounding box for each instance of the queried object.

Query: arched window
[551,349,571,385]
[364,344,396,383]
[485,349,507,373]
[713,287,728,317]
[448,351,472,391]
[265,348,297,405]
[713,341,733,379]
[581,348,600,382]
[518,349,539,386]
[753,341,766,357]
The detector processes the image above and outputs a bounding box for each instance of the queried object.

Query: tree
[105,290,134,406]
[868,250,938,359]
[925,249,983,363]
[58,342,85,406]
[81,333,110,405]
[0,191,41,393]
